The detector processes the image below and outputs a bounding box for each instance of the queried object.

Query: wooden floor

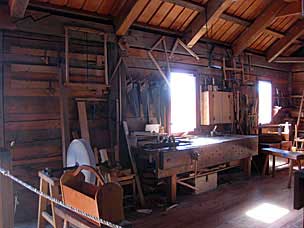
[133,169,302,228]
[16,168,302,228]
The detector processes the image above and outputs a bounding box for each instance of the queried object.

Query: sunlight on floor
[245,203,289,224]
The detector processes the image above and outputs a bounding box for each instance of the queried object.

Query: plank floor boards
[133,170,302,228]
[15,169,302,228]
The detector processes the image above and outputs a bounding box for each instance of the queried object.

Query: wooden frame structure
[64,26,109,86]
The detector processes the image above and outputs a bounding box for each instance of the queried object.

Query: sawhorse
[37,171,61,228]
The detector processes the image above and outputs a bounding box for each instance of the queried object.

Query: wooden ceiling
[7,0,304,61]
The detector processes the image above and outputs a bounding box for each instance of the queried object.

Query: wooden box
[200,91,234,125]
[60,165,124,225]
[194,173,218,194]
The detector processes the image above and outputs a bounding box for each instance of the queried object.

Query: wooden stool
[37,171,61,228]
[118,174,137,204]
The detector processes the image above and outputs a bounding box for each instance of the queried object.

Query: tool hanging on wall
[148,36,171,86]
[169,38,200,61]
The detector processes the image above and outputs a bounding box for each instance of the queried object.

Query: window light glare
[258,81,272,124]
[245,203,289,224]
[170,72,196,134]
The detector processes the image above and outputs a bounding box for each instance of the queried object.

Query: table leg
[168,174,177,203]
[288,160,294,188]
[298,160,302,170]
[37,179,48,228]
[132,179,137,203]
[262,154,269,176]
[63,220,68,228]
[243,156,252,177]
[272,155,276,178]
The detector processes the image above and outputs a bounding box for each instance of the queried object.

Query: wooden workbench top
[142,135,258,152]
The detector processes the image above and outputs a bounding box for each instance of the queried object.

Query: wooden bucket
[60,165,124,225]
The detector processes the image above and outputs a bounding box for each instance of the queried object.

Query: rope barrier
[0,167,122,228]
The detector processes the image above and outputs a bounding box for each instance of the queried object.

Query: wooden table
[261,148,304,188]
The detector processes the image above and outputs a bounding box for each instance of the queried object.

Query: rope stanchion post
[0,166,123,228]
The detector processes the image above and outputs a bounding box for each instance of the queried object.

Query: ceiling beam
[115,0,149,36]
[274,57,304,63]
[9,0,29,18]
[276,0,302,18]
[267,20,304,62]
[165,0,299,41]
[185,0,234,48]
[220,13,285,38]
[162,0,204,11]
[232,0,288,56]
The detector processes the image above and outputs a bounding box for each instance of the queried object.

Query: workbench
[136,135,258,202]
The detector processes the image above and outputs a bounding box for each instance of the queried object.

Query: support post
[0,149,14,228]
[168,174,177,203]
[0,31,4,148]
[59,64,70,166]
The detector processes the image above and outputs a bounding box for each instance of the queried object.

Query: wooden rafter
[274,57,304,63]
[267,20,304,62]
[162,0,204,11]
[232,0,288,56]
[276,0,302,18]
[9,0,29,18]
[185,0,234,48]
[115,0,149,36]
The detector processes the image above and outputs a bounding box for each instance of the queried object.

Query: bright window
[258,81,272,124]
[170,72,196,133]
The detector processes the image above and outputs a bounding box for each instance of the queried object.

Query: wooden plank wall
[1,30,110,222]
[291,64,304,95]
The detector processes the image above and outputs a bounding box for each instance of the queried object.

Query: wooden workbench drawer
[160,150,193,170]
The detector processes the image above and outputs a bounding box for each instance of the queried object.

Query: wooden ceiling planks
[270,16,299,33]
[148,2,174,26]
[179,10,198,32]
[82,0,104,12]
[137,0,162,24]
[30,0,303,55]
[169,7,193,31]
[159,4,184,28]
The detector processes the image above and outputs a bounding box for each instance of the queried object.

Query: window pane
[258,81,272,124]
[170,72,196,133]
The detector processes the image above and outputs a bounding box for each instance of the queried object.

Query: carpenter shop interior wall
[0,10,292,222]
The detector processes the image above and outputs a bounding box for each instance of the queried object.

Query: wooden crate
[194,173,218,194]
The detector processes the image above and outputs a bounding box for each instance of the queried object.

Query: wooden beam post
[9,0,29,18]
[184,0,234,48]
[267,20,304,62]
[274,57,304,63]
[232,0,287,56]
[0,149,14,228]
[115,0,149,36]
[59,64,70,166]
[0,31,4,148]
